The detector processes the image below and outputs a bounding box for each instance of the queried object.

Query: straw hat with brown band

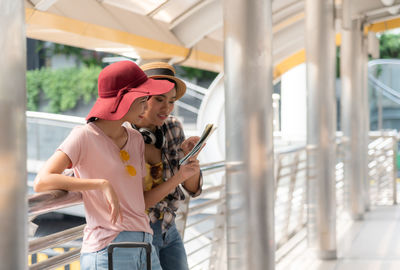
[140,62,186,100]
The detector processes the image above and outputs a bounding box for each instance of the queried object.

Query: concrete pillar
[0,0,28,269]
[223,0,275,269]
[305,0,337,259]
[341,17,366,220]
[362,34,371,211]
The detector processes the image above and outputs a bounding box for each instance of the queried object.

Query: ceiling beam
[171,0,222,48]
[32,0,59,11]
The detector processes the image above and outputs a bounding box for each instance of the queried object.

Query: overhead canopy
[25,0,400,76]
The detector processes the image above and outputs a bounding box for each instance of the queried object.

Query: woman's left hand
[181,136,200,155]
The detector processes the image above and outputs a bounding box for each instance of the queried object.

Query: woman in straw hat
[33,61,200,270]
[130,62,203,270]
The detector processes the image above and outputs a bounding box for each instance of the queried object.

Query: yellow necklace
[120,150,137,176]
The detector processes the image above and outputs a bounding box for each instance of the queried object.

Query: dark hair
[154,78,177,87]
[87,117,98,123]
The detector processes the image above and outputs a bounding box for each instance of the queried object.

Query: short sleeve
[58,126,85,168]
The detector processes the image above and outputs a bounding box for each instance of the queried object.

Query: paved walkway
[278,205,400,270]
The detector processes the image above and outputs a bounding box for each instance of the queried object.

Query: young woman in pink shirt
[34,61,200,270]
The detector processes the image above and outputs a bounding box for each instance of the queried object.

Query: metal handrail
[29,224,84,254]
[27,161,227,269]
[184,227,218,244]
[29,248,81,270]
[184,214,216,229]
[26,111,86,125]
[27,132,399,270]
[276,145,307,155]
[188,197,225,217]
[28,162,225,216]
[199,161,225,174]
[191,184,224,198]
[29,190,82,217]
[184,80,208,96]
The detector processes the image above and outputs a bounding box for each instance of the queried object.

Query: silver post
[392,134,398,205]
[305,0,337,260]
[223,0,275,269]
[378,90,383,130]
[341,17,365,220]
[0,0,28,269]
[362,34,371,211]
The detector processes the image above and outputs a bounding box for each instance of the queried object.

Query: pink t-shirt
[58,122,151,253]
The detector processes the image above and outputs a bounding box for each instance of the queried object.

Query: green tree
[37,42,103,67]
[177,66,218,81]
[26,66,101,113]
[379,33,400,59]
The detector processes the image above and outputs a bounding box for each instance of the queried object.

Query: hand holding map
[179,124,217,166]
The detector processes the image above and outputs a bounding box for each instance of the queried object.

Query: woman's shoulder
[163,116,185,145]
[163,116,183,131]
[124,123,143,141]
[68,124,89,138]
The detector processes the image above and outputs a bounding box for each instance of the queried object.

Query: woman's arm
[143,158,199,208]
[181,170,201,194]
[34,150,122,224]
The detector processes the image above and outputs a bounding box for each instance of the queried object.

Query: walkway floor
[277,205,400,270]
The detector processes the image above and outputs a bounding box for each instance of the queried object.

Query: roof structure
[25,0,400,77]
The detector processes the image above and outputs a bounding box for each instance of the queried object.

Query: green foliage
[336,33,400,78]
[177,66,218,81]
[26,66,101,113]
[37,42,103,67]
[26,69,42,111]
[379,33,400,59]
[336,46,340,78]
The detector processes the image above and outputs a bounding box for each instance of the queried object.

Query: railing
[174,80,208,123]
[176,161,226,270]
[28,162,227,270]
[368,59,400,130]
[368,130,398,205]
[27,131,398,269]
[275,146,307,248]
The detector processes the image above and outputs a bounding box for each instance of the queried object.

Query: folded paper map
[179,124,217,166]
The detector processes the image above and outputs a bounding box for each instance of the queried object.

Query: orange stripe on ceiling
[24,7,222,66]
[274,50,305,79]
[367,17,400,33]
[25,8,34,20]
[25,8,186,56]
[335,33,341,46]
[274,33,342,79]
[27,8,372,77]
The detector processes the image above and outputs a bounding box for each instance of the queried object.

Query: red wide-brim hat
[86,61,174,121]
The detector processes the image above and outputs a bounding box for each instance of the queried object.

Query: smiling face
[136,87,177,130]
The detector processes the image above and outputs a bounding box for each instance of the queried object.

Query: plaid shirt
[147,116,203,232]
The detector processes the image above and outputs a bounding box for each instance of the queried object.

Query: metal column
[0,1,28,269]
[223,0,275,269]
[362,34,371,211]
[341,17,365,220]
[305,0,337,259]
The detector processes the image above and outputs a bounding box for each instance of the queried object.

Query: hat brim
[86,78,174,121]
[146,75,186,100]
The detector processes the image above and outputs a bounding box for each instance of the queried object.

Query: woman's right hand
[101,180,123,224]
[177,158,200,182]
